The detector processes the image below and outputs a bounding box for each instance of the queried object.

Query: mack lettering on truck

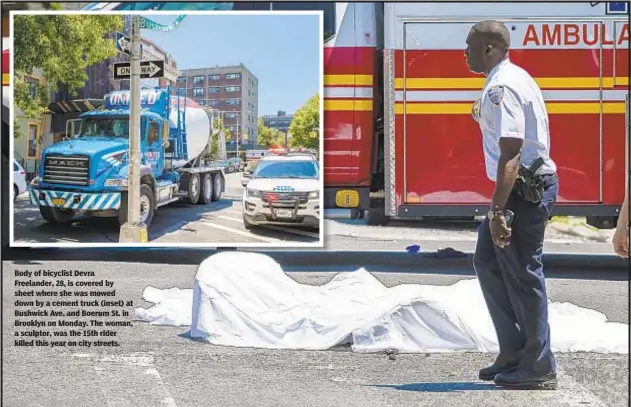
[44,155,90,186]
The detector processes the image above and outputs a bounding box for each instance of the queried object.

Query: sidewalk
[5,244,627,272]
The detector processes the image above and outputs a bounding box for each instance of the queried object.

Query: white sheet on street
[135,252,628,354]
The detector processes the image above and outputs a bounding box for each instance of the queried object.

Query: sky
[140,14,321,116]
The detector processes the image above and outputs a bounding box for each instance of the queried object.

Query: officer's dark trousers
[474,180,558,375]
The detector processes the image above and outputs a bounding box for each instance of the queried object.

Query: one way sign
[113,60,165,80]
[115,32,143,56]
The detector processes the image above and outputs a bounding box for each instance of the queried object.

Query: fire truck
[6,2,629,231]
[318,1,628,228]
[81,1,629,229]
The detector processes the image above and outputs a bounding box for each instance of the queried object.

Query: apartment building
[174,64,259,145]
[261,110,294,147]
[262,110,294,134]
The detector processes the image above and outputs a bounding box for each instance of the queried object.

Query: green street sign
[139,15,186,32]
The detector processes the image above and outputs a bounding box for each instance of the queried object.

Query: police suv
[242,152,320,229]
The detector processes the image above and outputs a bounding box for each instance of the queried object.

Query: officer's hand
[612,223,629,258]
[490,216,511,248]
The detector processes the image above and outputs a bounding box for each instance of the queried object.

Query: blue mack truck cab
[28,87,225,229]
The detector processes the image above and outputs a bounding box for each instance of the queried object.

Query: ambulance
[45,2,631,229]
[245,149,269,163]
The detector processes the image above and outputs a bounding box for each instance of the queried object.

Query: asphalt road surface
[2,258,628,407]
[12,172,320,245]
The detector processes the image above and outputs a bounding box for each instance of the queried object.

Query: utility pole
[119,14,148,244]
[216,110,227,160]
[235,112,240,159]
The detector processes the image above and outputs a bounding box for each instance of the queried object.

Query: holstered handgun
[514,157,546,203]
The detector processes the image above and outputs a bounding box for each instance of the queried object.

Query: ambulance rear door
[385,3,614,219]
[384,4,498,218]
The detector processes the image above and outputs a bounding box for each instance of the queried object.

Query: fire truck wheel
[211,174,223,201]
[188,173,201,204]
[364,208,390,226]
[39,206,76,225]
[586,216,617,230]
[199,173,213,204]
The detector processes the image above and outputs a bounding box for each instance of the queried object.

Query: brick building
[262,110,294,147]
[262,110,294,134]
[174,64,258,145]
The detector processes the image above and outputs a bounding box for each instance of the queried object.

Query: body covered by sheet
[135,252,629,354]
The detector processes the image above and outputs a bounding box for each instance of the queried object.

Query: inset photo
[9,10,323,247]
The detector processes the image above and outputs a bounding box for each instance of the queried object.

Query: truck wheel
[39,206,76,225]
[364,208,390,226]
[139,184,156,228]
[211,174,223,201]
[188,173,201,204]
[199,173,213,205]
[586,216,617,230]
[118,184,155,228]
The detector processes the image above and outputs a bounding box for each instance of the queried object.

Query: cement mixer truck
[27,87,225,229]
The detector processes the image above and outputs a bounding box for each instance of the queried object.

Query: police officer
[465,20,559,390]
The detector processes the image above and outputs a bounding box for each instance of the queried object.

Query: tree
[208,131,219,159]
[13,13,124,137]
[257,117,284,148]
[289,93,319,150]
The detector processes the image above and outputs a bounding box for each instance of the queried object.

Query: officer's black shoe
[478,359,518,381]
[493,370,558,390]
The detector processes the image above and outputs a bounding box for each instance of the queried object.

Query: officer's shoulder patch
[487,85,505,106]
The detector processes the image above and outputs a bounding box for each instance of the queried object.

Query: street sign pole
[120,14,147,244]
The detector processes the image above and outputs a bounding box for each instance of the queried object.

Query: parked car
[216,159,233,173]
[13,161,27,201]
[242,152,320,229]
[241,160,260,186]
[229,157,245,172]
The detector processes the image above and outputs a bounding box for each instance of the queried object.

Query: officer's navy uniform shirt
[474,58,557,182]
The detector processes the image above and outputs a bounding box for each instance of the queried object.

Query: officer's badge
[471,99,481,122]
[487,85,505,106]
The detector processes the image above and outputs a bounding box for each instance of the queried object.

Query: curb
[4,247,628,271]
[258,250,628,271]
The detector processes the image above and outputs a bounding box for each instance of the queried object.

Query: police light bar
[265,148,317,156]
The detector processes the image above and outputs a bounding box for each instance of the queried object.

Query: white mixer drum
[168,97,210,168]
